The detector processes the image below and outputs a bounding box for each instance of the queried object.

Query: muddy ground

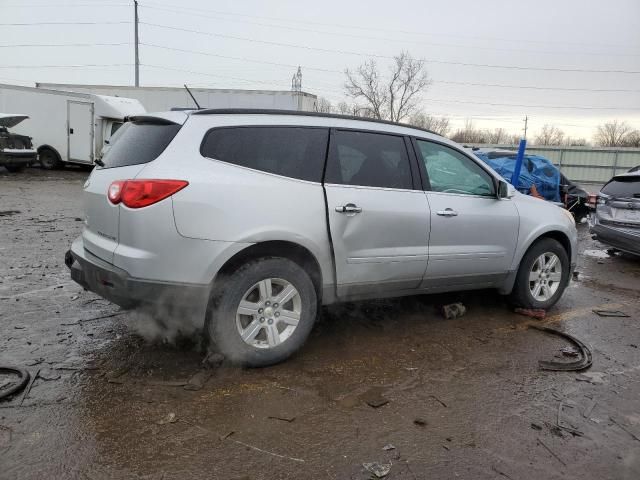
[1,168,639,480]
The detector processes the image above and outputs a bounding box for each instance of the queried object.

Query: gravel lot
[1,167,639,480]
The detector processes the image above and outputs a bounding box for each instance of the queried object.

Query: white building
[36,83,318,113]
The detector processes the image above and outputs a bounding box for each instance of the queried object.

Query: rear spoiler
[125,115,181,125]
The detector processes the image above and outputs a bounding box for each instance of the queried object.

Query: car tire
[206,257,317,367]
[510,238,570,310]
[4,165,25,173]
[39,149,62,170]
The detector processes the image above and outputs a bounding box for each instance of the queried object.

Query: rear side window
[325,130,413,189]
[601,177,640,198]
[201,127,329,182]
[101,121,181,169]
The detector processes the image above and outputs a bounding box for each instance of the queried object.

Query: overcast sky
[1,0,639,140]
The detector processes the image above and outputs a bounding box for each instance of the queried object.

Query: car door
[412,139,519,288]
[324,129,430,298]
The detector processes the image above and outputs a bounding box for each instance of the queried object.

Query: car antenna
[184,84,201,109]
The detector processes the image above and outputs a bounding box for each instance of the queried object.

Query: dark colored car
[0,114,37,173]
[559,173,590,223]
[590,172,640,256]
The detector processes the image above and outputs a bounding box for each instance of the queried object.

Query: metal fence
[468,145,640,184]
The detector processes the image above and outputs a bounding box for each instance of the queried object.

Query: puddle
[582,249,610,259]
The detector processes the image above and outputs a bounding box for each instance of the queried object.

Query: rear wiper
[94,158,105,167]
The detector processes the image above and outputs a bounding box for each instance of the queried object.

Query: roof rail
[190,108,440,136]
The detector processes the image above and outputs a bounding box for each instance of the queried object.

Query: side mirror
[498,180,516,199]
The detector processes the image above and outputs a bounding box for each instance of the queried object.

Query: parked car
[590,171,640,256]
[0,114,37,173]
[66,110,577,366]
[470,148,590,222]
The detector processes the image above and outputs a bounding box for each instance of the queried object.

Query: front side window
[201,127,329,182]
[325,130,413,189]
[415,140,495,196]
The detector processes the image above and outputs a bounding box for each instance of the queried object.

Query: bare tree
[563,137,588,147]
[624,130,640,147]
[450,120,486,143]
[315,97,333,113]
[345,52,431,122]
[534,124,565,146]
[594,120,635,147]
[486,128,509,144]
[409,112,451,136]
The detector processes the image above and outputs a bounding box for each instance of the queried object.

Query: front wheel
[206,257,317,367]
[510,238,570,309]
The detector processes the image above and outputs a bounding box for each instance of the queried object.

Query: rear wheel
[206,257,317,367]
[510,238,570,309]
[39,149,62,170]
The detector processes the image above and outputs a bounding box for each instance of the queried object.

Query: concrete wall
[36,83,318,114]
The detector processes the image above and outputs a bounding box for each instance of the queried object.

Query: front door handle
[436,208,458,217]
[336,203,362,214]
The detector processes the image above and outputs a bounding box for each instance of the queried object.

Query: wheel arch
[37,145,62,162]
[211,240,324,303]
[500,229,573,295]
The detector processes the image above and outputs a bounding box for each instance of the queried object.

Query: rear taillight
[108,179,188,208]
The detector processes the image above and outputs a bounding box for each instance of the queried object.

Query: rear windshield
[601,176,640,198]
[101,121,181,169]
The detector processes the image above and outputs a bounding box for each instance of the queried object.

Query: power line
[434,80,640,93]
[141,1,632,50]
[140,22,640,75]
[424,98,640,111]
[0,43,131,48]
[140,42,640,94]
[140,3,640,59]
[140,43,342,73]
[0,63,133,69]
[0,21,132,25]
[141,63,639,111]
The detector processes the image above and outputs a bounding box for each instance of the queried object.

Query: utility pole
[523,115,528,139]
[134,0,139,87]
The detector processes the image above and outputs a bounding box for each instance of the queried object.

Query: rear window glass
[101,121,181,169]
[601,177,640,198]
[200,127,329,182]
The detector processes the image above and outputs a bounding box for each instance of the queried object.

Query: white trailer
[0,83,145,169]
[37,83,318,113]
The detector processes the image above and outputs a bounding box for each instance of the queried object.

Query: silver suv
[67,109,577,366]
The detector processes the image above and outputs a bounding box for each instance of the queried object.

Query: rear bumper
[66,237,210,310]
[590,223,640,256]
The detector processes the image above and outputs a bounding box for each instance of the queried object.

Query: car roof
[612,171,640,180]
[190,108,440,137]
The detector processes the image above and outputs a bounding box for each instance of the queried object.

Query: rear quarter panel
[137,115,335,288]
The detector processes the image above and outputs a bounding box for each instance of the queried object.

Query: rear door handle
[436,208,458,217]
[336,203,362,214]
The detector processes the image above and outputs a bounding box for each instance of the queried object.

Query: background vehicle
[628,165,640,173]
[470,147,590,222]
[67,110,577,366]
[0,83,145,169]
[0,114,37,173]
[590,171,640,256]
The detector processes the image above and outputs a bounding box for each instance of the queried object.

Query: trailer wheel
[39,148,62,170]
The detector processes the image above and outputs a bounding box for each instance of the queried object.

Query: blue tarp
[473,152,561,202]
